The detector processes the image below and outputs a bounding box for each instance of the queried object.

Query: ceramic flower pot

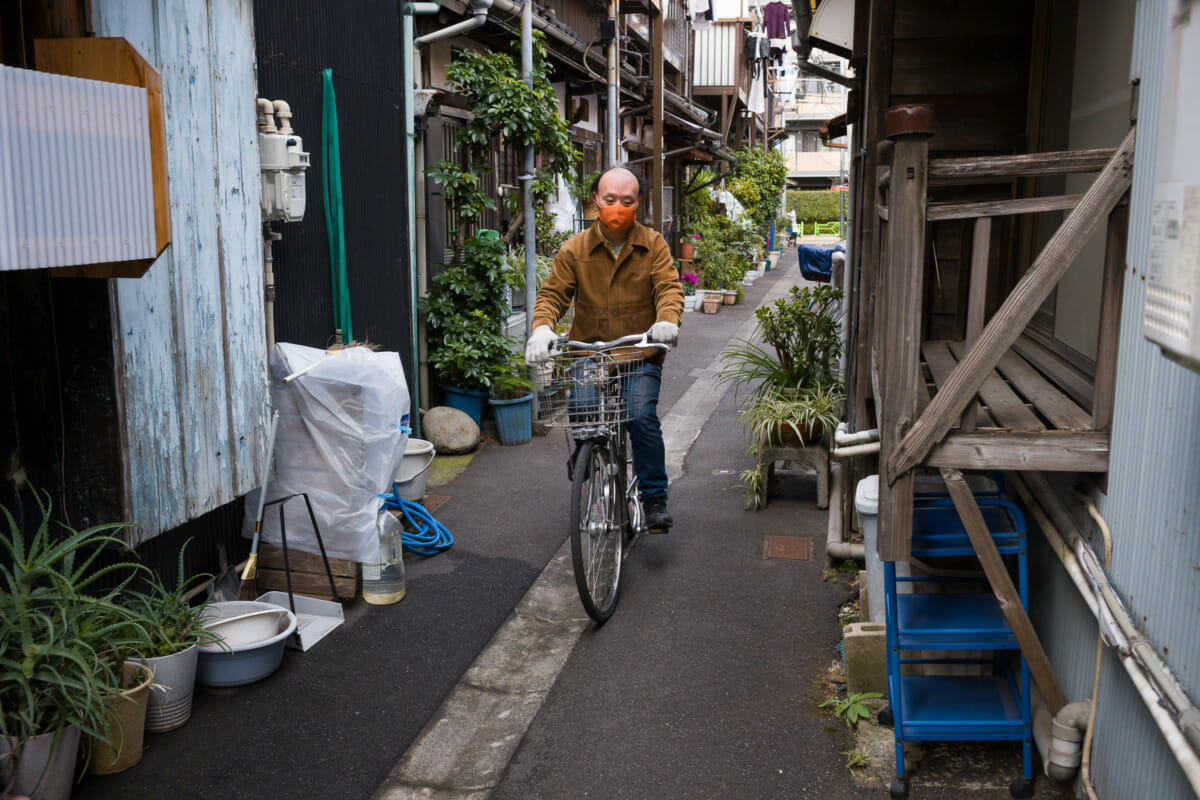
[722,291,737,305]
[87,660,153,775]
[679,241,695,260]
[702,295,722,314]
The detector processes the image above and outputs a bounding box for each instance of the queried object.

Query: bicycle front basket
[537,347,653,429]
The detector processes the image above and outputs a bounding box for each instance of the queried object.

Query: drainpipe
[414,0,493,47]
[521,0,537,342]
[404,0,443,438]
[826,463,864,563]
[1010,472,1200,795]
[606,0,619,166]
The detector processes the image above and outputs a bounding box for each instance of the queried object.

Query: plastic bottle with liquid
[363,510,405,604]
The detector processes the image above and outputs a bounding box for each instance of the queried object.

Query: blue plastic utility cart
[881,496,1033,799]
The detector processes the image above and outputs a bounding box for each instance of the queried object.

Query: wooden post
[852,0,894,435]
[960,216,992,432]
[942,468,1068,715]
[889,126,1136,479]
[877,105,933,562]
[1092,202,1128,432]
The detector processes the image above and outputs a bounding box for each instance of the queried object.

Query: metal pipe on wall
[606,0,619,166]
[521,0,536,337]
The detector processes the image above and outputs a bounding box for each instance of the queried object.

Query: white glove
[525,325,557,365]
[648,321,679,345]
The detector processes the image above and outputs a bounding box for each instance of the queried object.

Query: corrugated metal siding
[0,66,156,270]
[1036,2,1200,797]
[254,0,414,381]
[93,0,269,541]
[693,25,739,87]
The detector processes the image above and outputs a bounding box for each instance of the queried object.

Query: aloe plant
[120,538,221,658]
[0,490,151,750]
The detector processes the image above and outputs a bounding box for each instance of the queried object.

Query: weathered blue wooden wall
[93,0,268,541]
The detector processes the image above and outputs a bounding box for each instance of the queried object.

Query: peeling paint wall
[93,0,268,541]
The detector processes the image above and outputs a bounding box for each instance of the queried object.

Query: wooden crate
[256,542,359,601]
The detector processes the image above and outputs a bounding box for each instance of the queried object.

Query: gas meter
[257,99,310,223]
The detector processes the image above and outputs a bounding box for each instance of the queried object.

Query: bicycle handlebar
[551,331,671,355]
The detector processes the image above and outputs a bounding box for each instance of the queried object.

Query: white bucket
[395,438,436,501]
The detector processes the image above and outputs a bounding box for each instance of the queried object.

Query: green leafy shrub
[786,189,845,227]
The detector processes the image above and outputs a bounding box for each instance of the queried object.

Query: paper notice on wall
[1180,184,1200,296]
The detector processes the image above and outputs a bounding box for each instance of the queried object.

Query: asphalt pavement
[75,248,1064,800]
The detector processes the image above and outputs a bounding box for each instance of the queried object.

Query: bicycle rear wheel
[569,438,623,622]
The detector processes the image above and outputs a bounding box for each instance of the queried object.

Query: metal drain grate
[762,535,813,561]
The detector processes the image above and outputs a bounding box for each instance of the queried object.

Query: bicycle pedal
[646,524,671,535]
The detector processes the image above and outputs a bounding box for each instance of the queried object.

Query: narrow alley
[69,251,1064,800]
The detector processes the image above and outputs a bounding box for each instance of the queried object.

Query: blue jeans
[625,362,667,501]
[569,361,667,501]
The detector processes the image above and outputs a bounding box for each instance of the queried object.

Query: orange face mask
[597,203,637,234]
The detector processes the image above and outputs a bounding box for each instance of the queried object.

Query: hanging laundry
[748,72,766,115]
[763,1,790,40]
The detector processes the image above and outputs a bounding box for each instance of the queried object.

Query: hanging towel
[321,68,353,342]
[748,73,766,115]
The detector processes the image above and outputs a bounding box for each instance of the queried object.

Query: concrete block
[844,621,888,697]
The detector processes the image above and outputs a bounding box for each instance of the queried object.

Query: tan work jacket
[531,220,683,362]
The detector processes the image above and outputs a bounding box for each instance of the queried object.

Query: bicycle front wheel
[569,438,624,622]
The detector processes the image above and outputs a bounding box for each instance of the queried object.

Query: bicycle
[537,332,671,623]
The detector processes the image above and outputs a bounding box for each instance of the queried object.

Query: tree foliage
[726,145,788,234]
[426,34,578,393]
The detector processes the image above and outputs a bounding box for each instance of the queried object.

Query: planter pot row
[444,386,533,446]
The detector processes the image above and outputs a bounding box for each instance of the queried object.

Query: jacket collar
[585,219,654,254]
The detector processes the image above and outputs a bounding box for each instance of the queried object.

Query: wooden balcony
[872,107,1135,562]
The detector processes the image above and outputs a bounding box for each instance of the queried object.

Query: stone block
[844,621,888,697]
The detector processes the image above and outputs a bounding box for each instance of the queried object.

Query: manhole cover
[762,535,813,561]
[422,495,451,514]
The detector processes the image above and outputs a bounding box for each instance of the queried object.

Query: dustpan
[256,590,344,651]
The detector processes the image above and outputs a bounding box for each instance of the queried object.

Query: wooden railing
[873,109,1136,562]
[868,106,1136,716]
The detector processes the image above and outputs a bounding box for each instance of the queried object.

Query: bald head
[591,167,644,204]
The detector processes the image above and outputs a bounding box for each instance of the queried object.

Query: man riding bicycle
[525,166,683,531]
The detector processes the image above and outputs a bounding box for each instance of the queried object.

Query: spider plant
[736,386,844,510]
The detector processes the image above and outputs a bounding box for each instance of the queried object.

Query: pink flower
[680,273,697,285]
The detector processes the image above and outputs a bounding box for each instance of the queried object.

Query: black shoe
[644,498,672,532]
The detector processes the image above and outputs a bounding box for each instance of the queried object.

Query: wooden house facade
[829,0,1200,796]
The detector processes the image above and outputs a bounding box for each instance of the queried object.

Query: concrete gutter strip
[371,545,586,800]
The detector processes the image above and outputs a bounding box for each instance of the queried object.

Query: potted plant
[680,271,698,312]
[717,285,846,509]
[487,349,535,446]
[121,539,219,733]
[679,232,699,260]
[427,36,577,425]
[425,230,514,424]
[0,491,152,796]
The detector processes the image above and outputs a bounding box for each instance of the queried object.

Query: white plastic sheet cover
[246,343,410,563]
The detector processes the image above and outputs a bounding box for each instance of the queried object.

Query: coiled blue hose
[380,487,454,556]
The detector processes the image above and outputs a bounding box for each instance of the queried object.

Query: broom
[240,410,280,600]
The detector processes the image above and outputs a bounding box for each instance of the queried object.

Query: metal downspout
[404,0,442,437]
[606,0,619,166]
[521,0,536,340]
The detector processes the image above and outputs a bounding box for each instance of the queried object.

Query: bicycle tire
[569,438,623,622]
